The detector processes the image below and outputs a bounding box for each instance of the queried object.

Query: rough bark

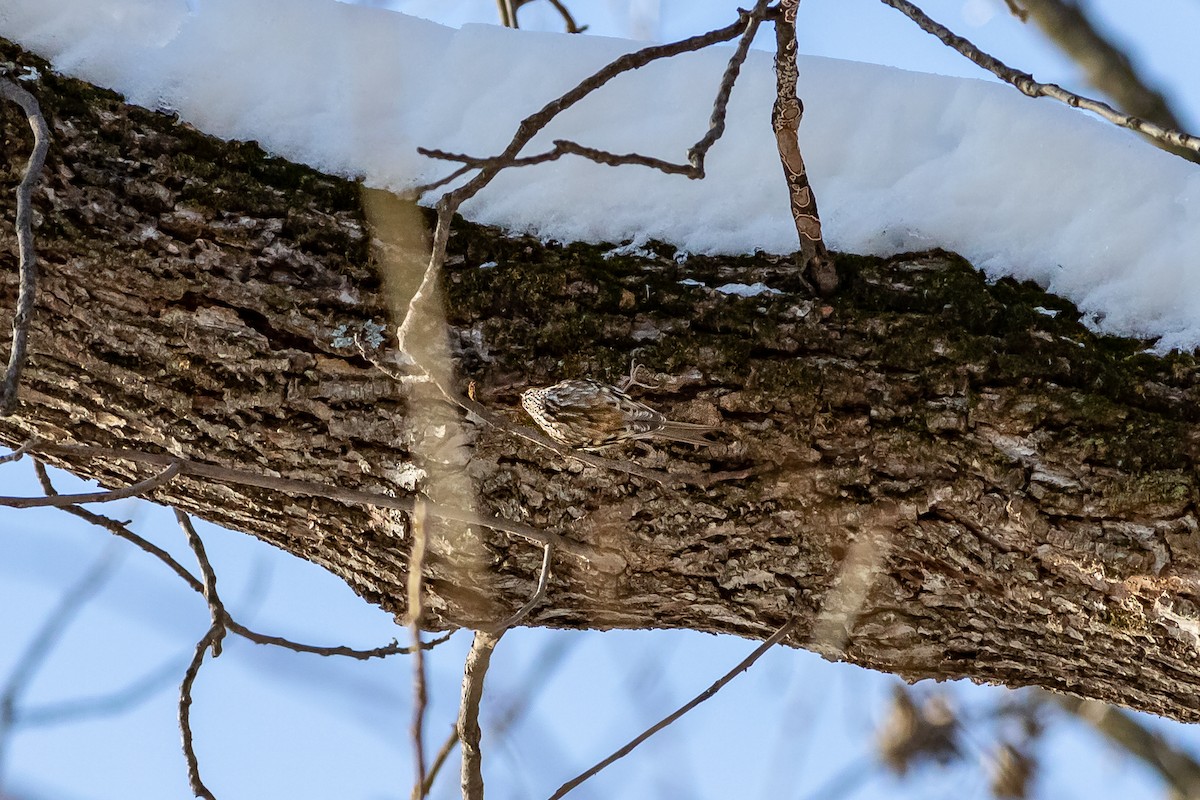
[4,40,1200,721]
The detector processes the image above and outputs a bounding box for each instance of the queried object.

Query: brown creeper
[521,379,716,449]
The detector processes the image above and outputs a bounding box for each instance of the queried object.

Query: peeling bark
[4,40,1200,721]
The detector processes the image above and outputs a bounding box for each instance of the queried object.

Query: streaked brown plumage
[521,379,716,450]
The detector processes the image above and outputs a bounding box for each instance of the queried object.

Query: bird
[521,378,716,450]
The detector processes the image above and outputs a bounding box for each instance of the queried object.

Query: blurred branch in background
[1045,691,1200,799]
[874,686,1039,800]
[1007,0,1199,162]
[873,684,1200,800]
[879,0,1200,159]
[0,545,120,791]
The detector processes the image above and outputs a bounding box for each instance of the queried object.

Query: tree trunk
[4,39,1200,721]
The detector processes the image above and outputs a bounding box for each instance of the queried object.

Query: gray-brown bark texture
[4,41,1200,721]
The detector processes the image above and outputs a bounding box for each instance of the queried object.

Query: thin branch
[497,0,516,28]
[488,543,553,634]
[408,499,430,800]
[0,460,181,508]
[456,7,747,188]
[35,458,201,585]
[401,9,764,375]
[687,0,770,172]
[772,0,837,293]
[176,513,228,800]
[176,510,227,657]
[0,78,50,416]
[772,0,813,234]
[878,0,1200,157]
[512,0,585,33]
[460,630,504,800]
[32,459,454,660]
[544,0,586,33]
[394,10,773,502]
[420,725,460,797]
[30,442,623,571]
[419,141,689,176]
[415,148,561,173]
[416,1,768,189]
[0,440,34,464]
[410,162,477,196]
[548,616,799,799]
[234,627,451,659]
[1014,0,1197,162]
[179,624,222,800]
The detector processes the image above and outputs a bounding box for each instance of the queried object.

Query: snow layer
[4,0,1200,348]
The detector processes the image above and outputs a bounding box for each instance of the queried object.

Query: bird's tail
[656,420,718,447]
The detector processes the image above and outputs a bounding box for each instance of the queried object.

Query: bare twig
[1014,0,1197,162]
[514,140,703,175]
[543,0,586,33]
[402,9,766,369]
[0,78,50,416]
[175,513,229,800]
[30,442,623,570]
[0,546,119,784]
[32,459,454,660]
[397,9,772,499]
[772,0,837,294]
[0,460,181,508]
[417,2,769,188]
[548,616,799,799]
[488,543,553,634]
[512,0,586,33]
[497,0,516,28]
[176,510,227,657]
[410,162,476,196]
[460,630,504,800]
[687,0,770,172]
[236,627,451,659]
[420,725,460,797]
[180,624,222,800]
[408,499,430,800]
[0,440,34,464]
[878,0,1200,157]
